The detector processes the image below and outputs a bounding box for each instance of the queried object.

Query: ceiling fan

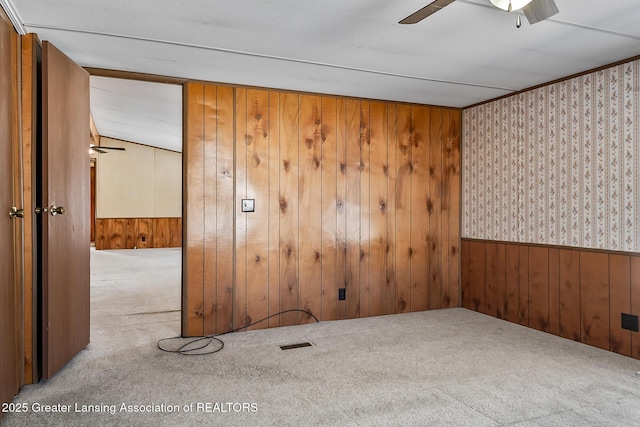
[399,0,559,27]
[89,144,126,154]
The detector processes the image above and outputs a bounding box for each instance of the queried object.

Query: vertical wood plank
[183,82,205,336]
[267,92,281,327]
[410,106,429,312]
[580,251,610,350]
[321,96,338,321]
[368,101,387,316]
[440,110,450,308]
[359,101,371,318]
[528,246,549,332]
[298,94,323,323]
[138,219,153,248]
[504,243,519,323]
[447,110,461,308]
[609,254,631,356]
[215,86,235,334]
[169,218,182,248]
[395,104,412,313]
[631,257,640,359]
[469,241,486,313]
[125,218,137,249]
[518,245,529,326]
[485,242,498,317]
[428,108,443,310]
[345,99,361,318]
[335,99,348,320]
[95,219,109,250]
[496,244,506,319]
[234,88,248,329]
[154,218,170,248]
[386,103,398,314]
[559,249,581,341]
[111,218,125,249]
[245,89,271,329]
[461,240,470,309]
[279,92,300,326]
[548,248,560,335]
[202,85,218,335]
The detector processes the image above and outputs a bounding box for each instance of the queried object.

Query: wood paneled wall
[94,217,181,250]
[462,239,640,360]
[184,82,461,336]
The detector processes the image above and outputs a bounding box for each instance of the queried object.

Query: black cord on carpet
[157,309,319,356]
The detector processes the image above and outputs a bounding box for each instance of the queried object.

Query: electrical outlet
[621,313,639,332]
[141,236,146,242]
[338,288,346,301]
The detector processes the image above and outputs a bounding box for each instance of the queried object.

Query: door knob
[50,205,65,216]
[9,207,24,219]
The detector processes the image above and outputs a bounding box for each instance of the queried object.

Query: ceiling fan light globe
[490,0,534,11]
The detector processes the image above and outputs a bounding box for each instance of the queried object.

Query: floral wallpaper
[462,59,640,252]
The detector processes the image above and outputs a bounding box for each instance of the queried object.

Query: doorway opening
[88,76,183,353]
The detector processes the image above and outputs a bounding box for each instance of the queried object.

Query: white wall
[96,137,181,218]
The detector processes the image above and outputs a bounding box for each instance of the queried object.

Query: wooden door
[41,41,90,379]
[0,8,19,412]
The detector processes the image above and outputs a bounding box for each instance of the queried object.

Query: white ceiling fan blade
[523,0,559,24]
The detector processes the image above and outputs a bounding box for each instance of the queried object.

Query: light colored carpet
[3,248,640,426]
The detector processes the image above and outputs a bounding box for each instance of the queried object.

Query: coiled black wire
[158,309,319,356]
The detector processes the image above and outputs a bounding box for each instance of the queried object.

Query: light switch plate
[242,199,255,212]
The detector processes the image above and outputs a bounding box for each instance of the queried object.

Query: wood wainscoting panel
[468,240,486,313]
[631,257,640,359]
[580,251,610,350]
[95,217,182,250]
[504,243,520,323]
[609,254,631,356]
[518,245,529,327]
[559,249,581,342]
[548,248,560,335]
[462,239,640,361]
[461,239,470,309]
[485,242,498,317]
[528,246,549,332]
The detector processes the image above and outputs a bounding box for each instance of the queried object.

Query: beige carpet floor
[2,247,640,426]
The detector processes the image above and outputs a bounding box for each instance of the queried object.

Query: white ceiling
[4,0,640,151]
[90,76,182,152]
